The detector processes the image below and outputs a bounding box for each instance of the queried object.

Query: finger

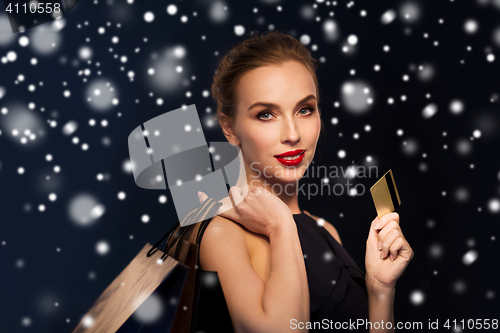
[198,191,209,204]
[215,195,234,214]
[378,220,401,242]
[375,212,400,231]
[252,185,262,195]
[380,228,401,260]
[389,237,405,261]
[211,195,241,222]
[241,183,249,200]
[395,237,414,261]
[216,203,239,221]
[229,186,243,207]
[367,215,382,248]
[370,215,381,233]
[371,218,397,250]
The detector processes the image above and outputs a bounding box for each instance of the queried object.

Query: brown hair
[211,29,325,136]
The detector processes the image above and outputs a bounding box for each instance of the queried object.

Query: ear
[219,116,241,147]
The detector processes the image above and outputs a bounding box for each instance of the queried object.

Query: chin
[275,167,305,183]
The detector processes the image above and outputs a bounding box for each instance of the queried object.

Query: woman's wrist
[365,276,396,300]
[267,214,296,238]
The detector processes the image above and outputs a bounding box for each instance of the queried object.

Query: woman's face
[226,60,321,186]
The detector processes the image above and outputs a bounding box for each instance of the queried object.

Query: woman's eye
[298,107,315,116]
[258,111,273,120]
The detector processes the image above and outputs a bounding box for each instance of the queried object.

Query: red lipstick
[274,149,306,166]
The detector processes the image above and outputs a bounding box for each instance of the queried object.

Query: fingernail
[375,223,381,230]
[197,191,202,199]
[378,240,382,251]
[380,253,384,260]
[390,255,394,261]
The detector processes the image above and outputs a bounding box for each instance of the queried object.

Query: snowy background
[1,0,499,331]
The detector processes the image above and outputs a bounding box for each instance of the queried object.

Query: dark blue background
[1,0,499,332]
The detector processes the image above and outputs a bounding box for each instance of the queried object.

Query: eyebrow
[247,94,317,112]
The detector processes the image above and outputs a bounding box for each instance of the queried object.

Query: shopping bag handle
[146,197,222,259]
[166,197,223,261]
[146,221,179,257]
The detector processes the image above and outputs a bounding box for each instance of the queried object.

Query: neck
[249,177,302,214]
[236,159,302,215]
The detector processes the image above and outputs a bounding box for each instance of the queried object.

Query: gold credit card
[370,169,401,218]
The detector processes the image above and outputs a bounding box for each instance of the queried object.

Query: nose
[280,115,301,145]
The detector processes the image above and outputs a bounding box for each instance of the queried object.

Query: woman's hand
[197,184,293,237]
[365,212,414,294]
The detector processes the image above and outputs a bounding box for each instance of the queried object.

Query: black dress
[192,212,370,333]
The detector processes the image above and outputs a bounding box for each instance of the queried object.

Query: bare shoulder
[199,215,272,282]
[199,215,250,271]
[303,210,342,245]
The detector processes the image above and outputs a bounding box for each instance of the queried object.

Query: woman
[196,30,413,333]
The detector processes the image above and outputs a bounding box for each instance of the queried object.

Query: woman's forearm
[259,216,310,332]
[366,284,395,333]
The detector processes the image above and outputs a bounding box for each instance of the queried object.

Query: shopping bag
[71,242,189,333]
[71,197,223,333]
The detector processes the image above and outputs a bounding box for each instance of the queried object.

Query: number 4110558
[5,2,62,14]
[444,319,498,330]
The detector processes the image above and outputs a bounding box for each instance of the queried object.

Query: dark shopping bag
[71,197,223,333]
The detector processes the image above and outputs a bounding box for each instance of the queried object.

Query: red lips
[274,149,306,166]
[274,149,305,158]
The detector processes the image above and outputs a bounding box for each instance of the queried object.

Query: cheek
[312,117,322,141]
[301,118,321,141]
[240,127,275,153]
